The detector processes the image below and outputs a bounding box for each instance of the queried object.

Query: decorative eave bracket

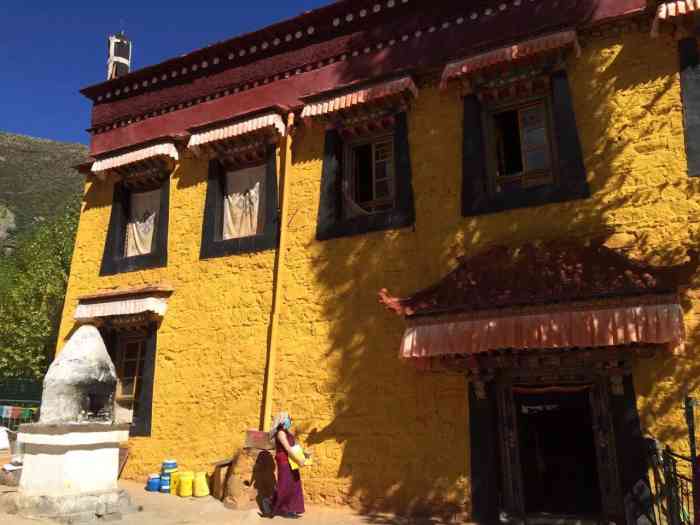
[299,75,418,137]
[651,1,699,38]
[90,140,182,185]
[74,284,174,327]
[187,111,287,168]
[440,29,581,95]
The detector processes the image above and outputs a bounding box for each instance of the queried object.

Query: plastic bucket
[178,471,194,498]
[170,471,181,495]
[146,474,160,492]
[160,472,171,493]
[193,471,210,498]
[162,459,178,474]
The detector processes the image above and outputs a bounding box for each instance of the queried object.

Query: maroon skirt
[272,452,305,515]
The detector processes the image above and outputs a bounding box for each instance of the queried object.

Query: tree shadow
[271,28,700,520]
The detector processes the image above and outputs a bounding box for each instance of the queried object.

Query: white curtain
[126,188,160,257]
[223,164,266,240]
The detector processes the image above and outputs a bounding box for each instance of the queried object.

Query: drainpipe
[261,112,295,431]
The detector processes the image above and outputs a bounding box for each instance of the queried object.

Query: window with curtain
[223,164,266,240]
[200,143,279,259]
[100,178,170,276]
[125,188,161,256]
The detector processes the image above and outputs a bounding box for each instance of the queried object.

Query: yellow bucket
[178,471,194,498]
[193,471,210,498]
[170,471,180,495]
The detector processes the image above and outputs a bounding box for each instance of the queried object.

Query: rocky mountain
[0,132,88,250]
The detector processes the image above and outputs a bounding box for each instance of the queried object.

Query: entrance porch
[379,240,693,524]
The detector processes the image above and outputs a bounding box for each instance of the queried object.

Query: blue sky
[0,1,330,145]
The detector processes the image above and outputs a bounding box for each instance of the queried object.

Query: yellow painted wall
[56,28,700,515]
[56,155,276,478]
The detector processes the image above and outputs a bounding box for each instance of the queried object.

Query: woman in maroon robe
[262,412,306,518]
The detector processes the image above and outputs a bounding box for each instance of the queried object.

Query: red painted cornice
[81,0,407,102]
[86,0,651,156]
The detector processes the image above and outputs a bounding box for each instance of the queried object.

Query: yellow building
[60,0,700,522]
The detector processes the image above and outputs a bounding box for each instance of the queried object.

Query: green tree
[0,196,80,380]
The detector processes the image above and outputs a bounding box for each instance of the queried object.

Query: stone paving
[0,481,447,524]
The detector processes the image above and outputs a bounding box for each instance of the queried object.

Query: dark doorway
[514,386,602,517]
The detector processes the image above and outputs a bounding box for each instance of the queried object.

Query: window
[491,100,554,193]
[100,177,170,275]
[222,164,267,240]
[316,112,415,240]
[461,70,590,216]
[125,188,161,256]
[104,323,157,437]
[344,136,395,216]
[200,144,279,259]
[678,37,700,177]
[113,336,146,425]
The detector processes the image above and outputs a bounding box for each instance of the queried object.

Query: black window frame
[200,143,280,259]
[316,111,416,241]
[462,69,590,216]
[679,36,700,177]
[100,177,170,276]
[103,321,158,438]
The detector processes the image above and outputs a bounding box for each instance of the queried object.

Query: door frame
[495,372,623,523]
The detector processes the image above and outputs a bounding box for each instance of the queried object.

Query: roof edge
[80,0,369,100]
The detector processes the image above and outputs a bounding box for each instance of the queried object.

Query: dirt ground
[0,480,448,524]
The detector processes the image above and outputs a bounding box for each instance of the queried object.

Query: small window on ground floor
[104,323,157,437]
[113,335,146,424]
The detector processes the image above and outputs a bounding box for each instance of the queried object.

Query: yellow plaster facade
[57,29,700,515]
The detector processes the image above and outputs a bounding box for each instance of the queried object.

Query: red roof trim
[80,0,410,101]
[86,0,652,156]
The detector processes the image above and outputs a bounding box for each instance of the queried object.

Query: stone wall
[56,29,700,515]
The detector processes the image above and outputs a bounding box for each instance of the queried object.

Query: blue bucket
[162,459,178,474]
[146,474,160,492]
[160,472,171,493]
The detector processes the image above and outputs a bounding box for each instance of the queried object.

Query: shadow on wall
[82,177,114,212]
[274,32,700,519]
